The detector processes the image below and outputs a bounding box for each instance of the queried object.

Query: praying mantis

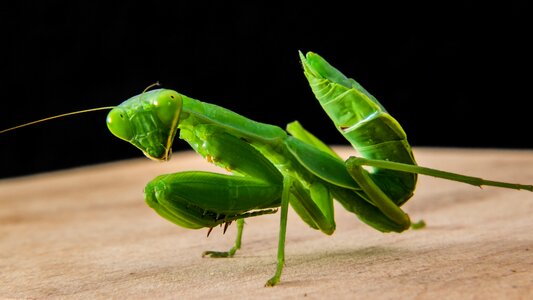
[2,51,532,286]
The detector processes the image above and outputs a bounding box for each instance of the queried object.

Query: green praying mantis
[2,51,532,286]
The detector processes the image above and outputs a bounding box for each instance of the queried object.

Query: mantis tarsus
[2,51,532,286]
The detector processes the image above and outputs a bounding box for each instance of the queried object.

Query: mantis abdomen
[300,52,417,206]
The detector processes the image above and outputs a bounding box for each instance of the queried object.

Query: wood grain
[1,147,533,299]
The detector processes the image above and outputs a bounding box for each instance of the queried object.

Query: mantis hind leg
[348,156,533,191]
[345,159,411,230]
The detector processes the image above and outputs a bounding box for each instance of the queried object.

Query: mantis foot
[202,219,244,258]
[202,247,237,258]
[265,276,280,287]
[410,219,426,230]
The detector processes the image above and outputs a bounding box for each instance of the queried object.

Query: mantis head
[106,89,183,161]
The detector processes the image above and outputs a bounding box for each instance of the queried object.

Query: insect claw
[206,227,214,238]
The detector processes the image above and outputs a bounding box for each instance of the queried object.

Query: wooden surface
[1,147,533,299]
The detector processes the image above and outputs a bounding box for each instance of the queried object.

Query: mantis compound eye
[153,90,182,128]
[106,108,134,142]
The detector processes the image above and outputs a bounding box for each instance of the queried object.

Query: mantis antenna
[0,106,116,134]
[0,83,163,134]
[142,81,161,93]
[139,81,162,102]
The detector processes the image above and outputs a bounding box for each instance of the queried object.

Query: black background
[1,2,531,179]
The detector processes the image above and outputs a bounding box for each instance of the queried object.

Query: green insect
[2,51,531,286]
